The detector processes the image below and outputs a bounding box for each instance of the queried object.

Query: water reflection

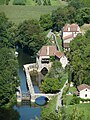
[35,96,49,106]
[15,48,44,120]
[14,105,41,120]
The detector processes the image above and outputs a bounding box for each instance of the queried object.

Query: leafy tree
[15,19,47,55]
[68,0,84,9]
[0,12,15,48]
[0,48,19,106]
[41,61,67,93]
[68,31,90,85]
[76,7,90,26]
[39,14,53,30]
[51,7,76,31]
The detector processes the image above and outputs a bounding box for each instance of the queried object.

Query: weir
[17,64,55,102]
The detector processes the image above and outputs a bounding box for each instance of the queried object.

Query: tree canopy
[15,19,47,55]
[0,13,19,107]
[68,30,90,85]
[41,61,68,93]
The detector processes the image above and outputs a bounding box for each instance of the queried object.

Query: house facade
[62,23,81,50]
[77,84,90,99]
[55,51,68,68]
[36,46,68,71]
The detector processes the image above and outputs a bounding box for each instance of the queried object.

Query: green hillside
[0,5,58,24]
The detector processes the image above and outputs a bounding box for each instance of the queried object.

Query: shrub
[70,97,80,105]
[13,0,26,5]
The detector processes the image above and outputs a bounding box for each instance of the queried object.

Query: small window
[86,89,87,91]
[85,94,87,97]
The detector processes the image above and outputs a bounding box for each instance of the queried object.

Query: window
[86,89,87,91]
[85,94,87,97]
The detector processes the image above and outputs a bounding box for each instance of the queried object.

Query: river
[14,48,41,120]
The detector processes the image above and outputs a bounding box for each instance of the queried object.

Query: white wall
[60,56,68,68]
[80,88,90,99]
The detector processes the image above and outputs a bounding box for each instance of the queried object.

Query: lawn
[65,103,90,120]
[56,36,63,52]
[0,5,58,24]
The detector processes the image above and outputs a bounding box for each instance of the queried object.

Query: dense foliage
[0,107,19,120]
[68,30,90,86]
[41,61,68,93]
[0,0,10,5]
[15,19,47,55]
[39,0,90,31]
[0,13,15,48]
[39,14,53,31]
[13,0,26,5]
[0,13,19,107]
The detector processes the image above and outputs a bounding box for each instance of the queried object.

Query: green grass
[65,103,90,120]
[41,96,57,117]
[0,5,58,24]
[56,36,63,52]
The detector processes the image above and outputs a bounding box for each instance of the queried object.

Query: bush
[13,0,26,5]
[70,97,80,105]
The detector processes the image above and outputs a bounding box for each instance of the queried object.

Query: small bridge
[34,93,55,101]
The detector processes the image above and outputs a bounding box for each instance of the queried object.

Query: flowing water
[14,48,43,120]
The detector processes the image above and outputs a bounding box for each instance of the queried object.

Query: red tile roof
[63,34,74,40]
[63,23,80,32]
[63,43,69,48]
[37,46,57,56]
[77,84,90,91]
[55,51,64,58]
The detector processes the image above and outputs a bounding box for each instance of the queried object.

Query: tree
[15,19,47,55]
[68,31,90,85]
[51,7,76,31]
[0,12,15,48]
[39,14,53,30]
[76,7,90,26]
[0,48,19,106]
[41,61,68,93]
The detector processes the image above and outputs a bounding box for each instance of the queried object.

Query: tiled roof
[77,84,90,91]
[63,34,74,40]
[63,43,69,48]
[55,51,64,58]
[37,46,57,56]
[63,23,80,32]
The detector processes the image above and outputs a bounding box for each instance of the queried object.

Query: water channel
[14,48,43,120]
